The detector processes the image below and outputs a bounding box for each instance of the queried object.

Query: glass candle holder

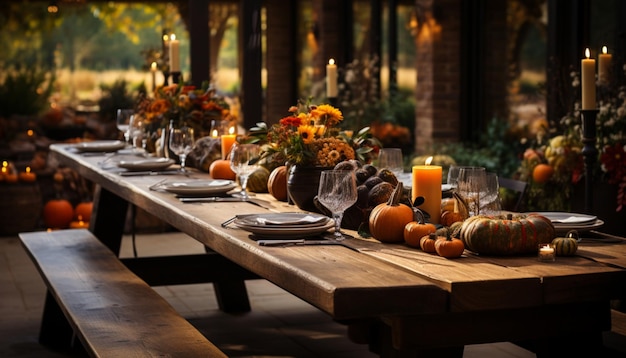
[538,243,556,262]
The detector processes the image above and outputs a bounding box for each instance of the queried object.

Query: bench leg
[214,280,251,313]
[39,291,73,350]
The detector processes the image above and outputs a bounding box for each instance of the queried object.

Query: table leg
[89,185,128,254]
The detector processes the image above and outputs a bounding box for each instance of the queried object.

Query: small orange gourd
[268,166,288,201]
[369,182,414,243]
[404,210,436,248]
[419,233,441,253]
[74,201,93,222]
[435,234,465,258]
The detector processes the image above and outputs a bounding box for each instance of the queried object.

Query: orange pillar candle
[411,157,442,224]
[221,126,237,159]
[598,46,612,84]
[581,48,596,110]
[19,167,36,182]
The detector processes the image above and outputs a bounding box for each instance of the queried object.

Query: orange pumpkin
[419,233,441,253]
[74,202,93,222]
[268,166,288,201]
[209,159,236,180]
[404,210,436,248]
[369,182,414,243]
[43,199,74,229]
[435,235,465,258]
[440,210,464,227]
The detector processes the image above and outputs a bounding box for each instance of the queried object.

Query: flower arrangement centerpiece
[248,99,380,212]
[249,99,379,168]
[518,65,626,213]
[136,82,232,137]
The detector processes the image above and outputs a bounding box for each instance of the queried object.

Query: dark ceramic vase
[287,166,332,213]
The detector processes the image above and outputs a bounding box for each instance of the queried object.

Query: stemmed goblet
[116,109,135,146]
[317,170,358,240]
[168,125,195,173]
[456,167,487,216]
[378,148,404,176]
[229,143,261,200]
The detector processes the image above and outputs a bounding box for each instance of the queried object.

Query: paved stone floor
[2,231,625,357]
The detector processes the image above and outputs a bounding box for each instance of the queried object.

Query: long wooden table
[50,143,626,357]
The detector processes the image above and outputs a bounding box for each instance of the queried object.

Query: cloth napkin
[256,215,326,226]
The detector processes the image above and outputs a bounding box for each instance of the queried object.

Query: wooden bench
[19,229,227,357]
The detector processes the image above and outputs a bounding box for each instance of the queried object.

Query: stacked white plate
[532,212,604,234]
[118,157,175,171]
[233,213,334,238]
[75,140,126,153]
[160,179,237,196]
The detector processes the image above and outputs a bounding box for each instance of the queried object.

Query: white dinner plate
[234,217,335,238]
[532,212,597,225]
[552,219,605,235]
[161,180,237,196]
[118,158,175,171]
[235,213,331,228]
[75,140,126,153]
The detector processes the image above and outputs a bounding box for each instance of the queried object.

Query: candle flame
[27,129,34,137]
[211,129,219,138]
[229,126,235,135]
[329,58,335,65]
[425,156,433,165]
[170,34,176,41]
[585,48,590,59]
[2,161,7,167]
[602,46,608,54]
[151,62,157,71]
[26,167,31,173]
[163,34,169,42]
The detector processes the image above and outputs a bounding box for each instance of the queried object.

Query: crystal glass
[447,166,484,190]
[317,170,358,240]
[168,126,195,172]
[479,172,502,215]
[377,148,404,176]
[456,167,487,216]
[129,115,148,153]
[116,109,134,145]
[229,143,261,200]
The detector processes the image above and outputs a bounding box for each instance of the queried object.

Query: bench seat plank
[20,229,226,358]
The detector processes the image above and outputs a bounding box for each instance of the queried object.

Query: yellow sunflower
[311,104,343,127]
[298,125,317,144]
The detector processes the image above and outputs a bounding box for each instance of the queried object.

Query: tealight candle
[70,215,89,229]
[411,156,442,224]
[19,167,36,182]
[4,173,18,184]
[221,126,237,159]
[538,244,556,262]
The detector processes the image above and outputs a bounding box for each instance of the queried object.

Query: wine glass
[378,148,403,176]
[116,109,134,145]
[229,143,261,200]
[456,167,487,216]
[317,170,358,240]
[129,115,148,154]
[447,166,484,190]
[168,125,195,172]
[479,172,502,215]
